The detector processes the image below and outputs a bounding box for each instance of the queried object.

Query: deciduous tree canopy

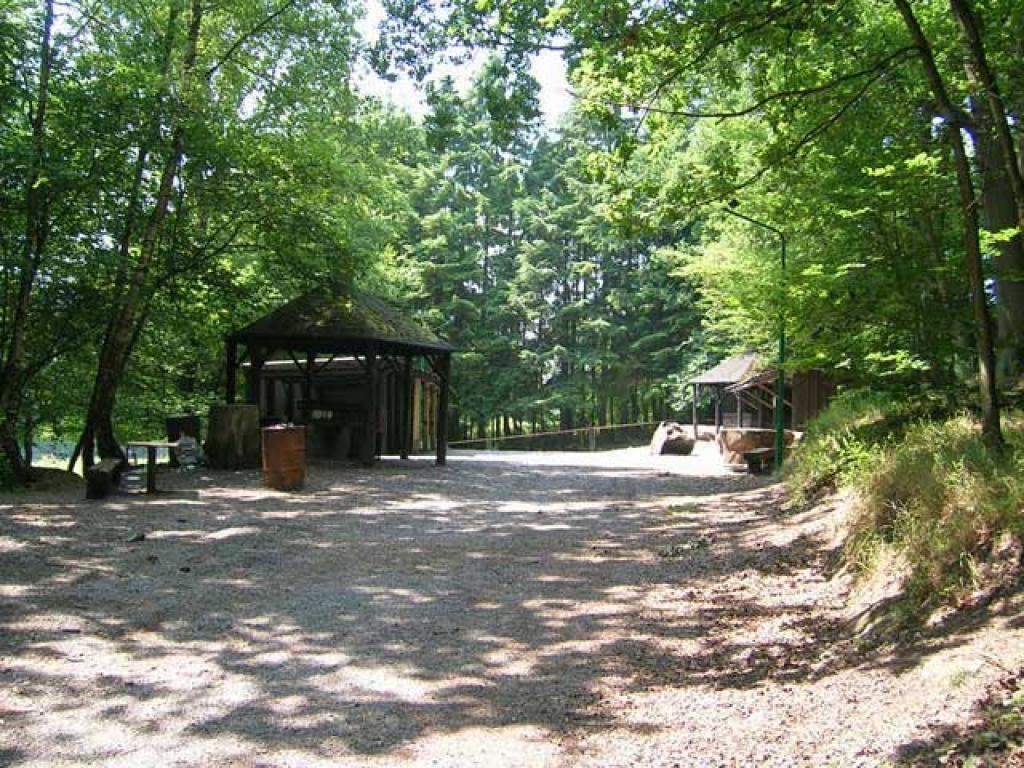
[2,0,1020,485]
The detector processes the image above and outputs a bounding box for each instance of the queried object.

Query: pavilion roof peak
[689,353,759,385]
[228,280,454,355]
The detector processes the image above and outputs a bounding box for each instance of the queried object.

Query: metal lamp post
[723,202,787,473]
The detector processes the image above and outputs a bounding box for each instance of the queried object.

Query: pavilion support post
[401,356,413,460]
[303,351,315,425]
[226,341,238,404]
[714,388,722,433]
[691,383,699,440]
[246,346,265,407]
[736,392,743,428]
[361,350,379,466]
[436,353,451,465]
[412,379,422,451]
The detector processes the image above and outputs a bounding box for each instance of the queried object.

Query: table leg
[146,445,157,493]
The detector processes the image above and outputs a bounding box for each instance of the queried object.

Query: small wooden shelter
[225,282,454,465]
[689,353,759,435]
[690,353,834,435]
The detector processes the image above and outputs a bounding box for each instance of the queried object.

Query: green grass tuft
[789,393,1023,619]
[786,389,947,502]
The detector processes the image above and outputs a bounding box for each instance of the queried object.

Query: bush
[786,389,946,501]
[788,393,1023,618]
[849,414,1024,608]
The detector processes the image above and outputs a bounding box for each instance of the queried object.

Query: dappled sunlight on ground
[1,447,1021,766]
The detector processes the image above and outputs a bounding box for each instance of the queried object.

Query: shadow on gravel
[1,452,1020,764]
[890,661,1024,767]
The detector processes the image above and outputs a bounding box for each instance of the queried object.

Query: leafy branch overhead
[2,0,1024,484]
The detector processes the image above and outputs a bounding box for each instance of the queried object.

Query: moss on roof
[690,353,759,385]
[229,281,453,353]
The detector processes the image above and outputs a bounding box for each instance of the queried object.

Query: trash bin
[262,425,306,491]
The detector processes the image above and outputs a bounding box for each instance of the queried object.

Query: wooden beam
[436,353,451,465]
[361,349,378,466]
[314,353,338,374]
[226,341,238,404]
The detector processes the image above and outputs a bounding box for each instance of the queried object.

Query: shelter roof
[228,281,454,356]
[690,353,759,385]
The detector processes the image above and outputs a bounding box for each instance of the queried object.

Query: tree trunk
[0,0,55,486]
[893,0,1004,450]
[950,0,1024,383]
[971,102,1024,382]
[73,0,204,468]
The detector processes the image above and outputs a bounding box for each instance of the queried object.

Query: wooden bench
[743,447,775,475]
[85,458,124,499]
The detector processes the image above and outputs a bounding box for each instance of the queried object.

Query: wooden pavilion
[689,353,833,435]
[225,282,454,465]
[690,353,759,435]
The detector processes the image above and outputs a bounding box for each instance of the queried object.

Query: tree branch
[684,63,898,211]
[204,0,301,80]
[624,46,918,121]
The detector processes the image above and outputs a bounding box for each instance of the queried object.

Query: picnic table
[125,440,179,493]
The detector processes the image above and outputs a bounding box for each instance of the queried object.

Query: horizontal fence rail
[449,421,663,452]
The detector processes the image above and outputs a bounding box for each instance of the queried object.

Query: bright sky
[354,5,573,128]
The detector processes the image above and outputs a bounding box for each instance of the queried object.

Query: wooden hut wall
[412,379,439,452]
[256,362,441,460]
[790,370,835,429]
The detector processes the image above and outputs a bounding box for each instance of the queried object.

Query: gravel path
[1,444,1022,767]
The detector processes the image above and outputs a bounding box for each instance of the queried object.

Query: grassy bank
[788,392,1024,617]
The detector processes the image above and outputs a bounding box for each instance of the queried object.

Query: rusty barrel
[262,425,306,491]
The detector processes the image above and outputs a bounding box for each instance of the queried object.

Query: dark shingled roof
[228,281,454,355]
[690,353,759,385]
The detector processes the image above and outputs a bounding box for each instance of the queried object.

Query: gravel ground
[1,443,1022,767]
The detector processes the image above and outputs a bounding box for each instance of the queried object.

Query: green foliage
[790,395,1024,617]
[787,390,948,499]
[848,414,1024,609]
[401,65,701,439]
[0,0,424,472]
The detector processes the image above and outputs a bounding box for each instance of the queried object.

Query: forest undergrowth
[790,392,1023,623]
[788,393,1024,765]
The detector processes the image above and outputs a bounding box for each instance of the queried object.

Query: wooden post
[145,445,157,494]
[226,341,238,404]
[246,346,265,406]
[412,378,422,451]
[361,350,378,465]
[714,388,722,432]
[736,391,743,428]
[691,383,699,440]
[401,356,413,459]
[436,353,450,465]
[303,351,315,425]
[266,375,277,419]
[286,381,296,423]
